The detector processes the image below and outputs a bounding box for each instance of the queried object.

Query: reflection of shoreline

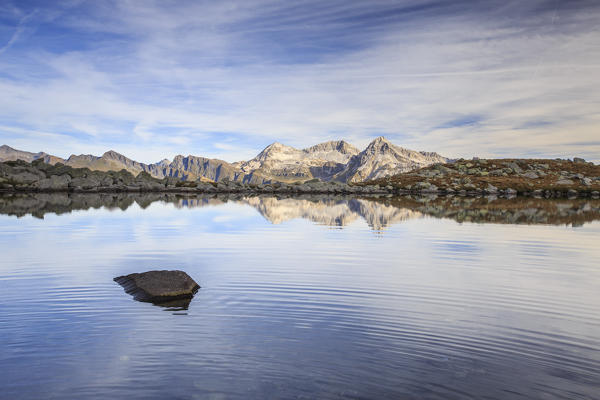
[1,193,599,227]
[368,195,600,227]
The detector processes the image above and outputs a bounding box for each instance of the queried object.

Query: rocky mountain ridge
[0,137,446,183]
[0,144,63,165]
[332,136,448,183]
[2,156,599,198]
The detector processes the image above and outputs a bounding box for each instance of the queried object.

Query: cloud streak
[0,0,599,163]
[0,9,38,55]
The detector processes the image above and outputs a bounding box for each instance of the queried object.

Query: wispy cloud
[0,9,37,55]
[0,0,599,162]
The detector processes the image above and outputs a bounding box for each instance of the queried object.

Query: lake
[1,194,599,399]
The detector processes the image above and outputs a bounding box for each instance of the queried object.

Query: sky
[0,0,599,163]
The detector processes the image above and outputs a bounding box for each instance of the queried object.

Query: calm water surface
[1,194,599,399]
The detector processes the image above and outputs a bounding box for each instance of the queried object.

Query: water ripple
[0,196,599,399]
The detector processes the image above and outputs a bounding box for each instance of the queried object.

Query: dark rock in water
[114,270,200,304]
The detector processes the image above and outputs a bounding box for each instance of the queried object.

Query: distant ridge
[0,145,64,165]
[0,138,447,183]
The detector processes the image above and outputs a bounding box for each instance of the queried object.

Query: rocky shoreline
[365,157,600,198]
[1,158,599,198]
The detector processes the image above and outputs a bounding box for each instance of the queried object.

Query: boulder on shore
[114,270,200,304]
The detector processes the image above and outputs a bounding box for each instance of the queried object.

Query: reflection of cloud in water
[0,193,599,228]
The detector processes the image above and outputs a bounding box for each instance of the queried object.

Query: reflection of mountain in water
[241,197,422,230]
[1,193,599,228]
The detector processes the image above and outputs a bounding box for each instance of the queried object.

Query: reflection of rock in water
[1,192,599,227]
[370,196,600,226]
[0,192,150,218]
[150,297,194,312]
[114,270,200,310]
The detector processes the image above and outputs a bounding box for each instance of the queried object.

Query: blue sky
[0,0,599,163]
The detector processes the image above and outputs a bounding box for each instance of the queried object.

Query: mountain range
[0,137,447,183]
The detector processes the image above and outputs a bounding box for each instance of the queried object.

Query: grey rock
[35,175,71,190]
[556,179,574,185]
[521,171,539,179]
[422,184,439,193]
[431,164,454,175]
[70,177,100,189]
[163,177,179,187]
[485,184,498,193]
[573,157,586,163]
[419,170,440,178]
[506,162,523,173]
[135,171,155,182]
[9,170,44,184]
[114,270,200,304]
[143,182,165,191]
